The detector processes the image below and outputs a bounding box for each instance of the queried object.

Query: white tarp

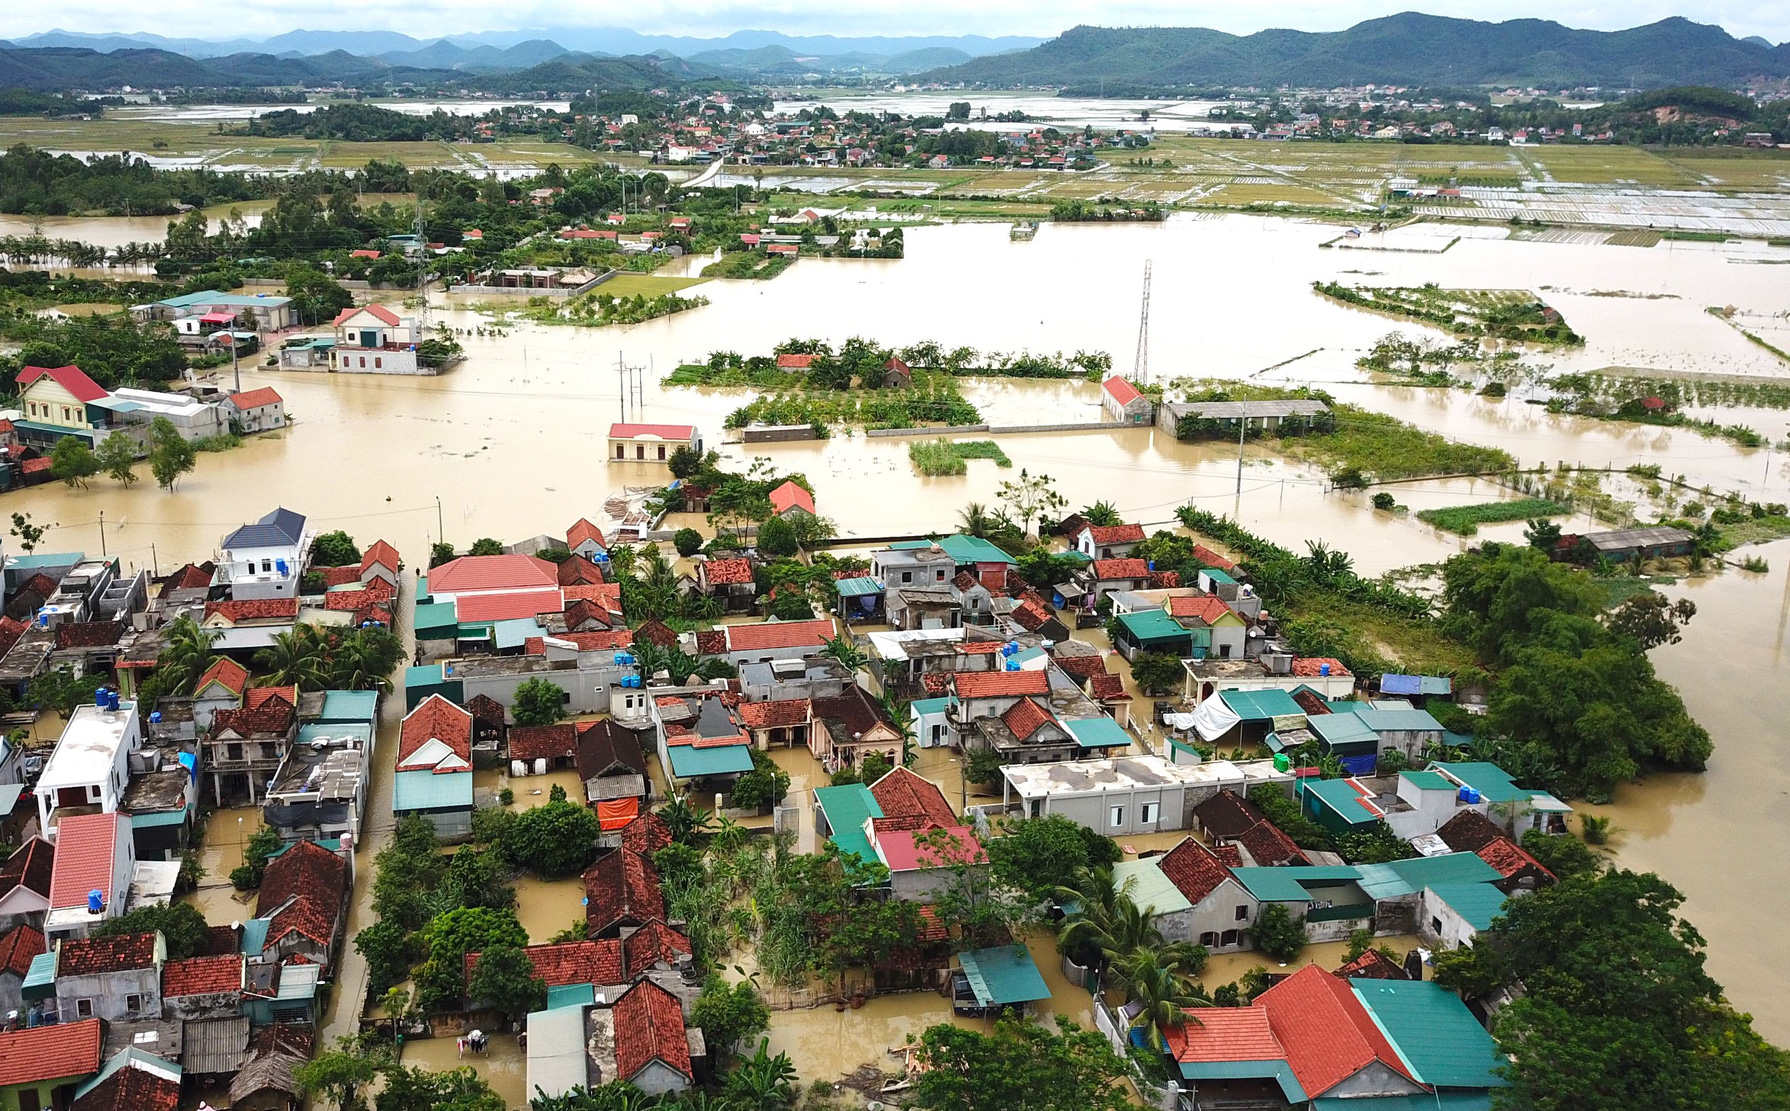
[1189,698,1242,743]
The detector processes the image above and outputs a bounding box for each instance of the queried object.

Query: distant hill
[685,42,967,76]
[376,39,576,73]
[922,15,1790,90]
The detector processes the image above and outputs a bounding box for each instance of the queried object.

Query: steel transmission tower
[1133,259,1152,384]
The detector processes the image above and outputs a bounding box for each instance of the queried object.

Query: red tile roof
[205,598,300,624]
[1053,653,1106,679]
[1237,820,1308,867]
[48,811,126,910]
[454,588,564,622]
[869,767,958,828]
[18,458,49,476]
[399,695,473,767]
[1170,595,1236,623]
[1194,791,1263,839]
[950,669,1049,700]
[1089,673,1131,701]
[703,557,754,586]
[1149,571,1181,589]
[163,954,243,996]
[1157,838,1235,904]
[1257,965,1414,1097]
[316,566,362,588]
[1087,524,1145,545]
[558,555,606,586]
[360,539,401,575]
[623,921,692,973]
[230,387,284,410]
[621,813,673,857]
[1291,657,1351,678]
[468,939,622,988]
[246,685,298,712]
[508,724,577,762]
[194,657,250,698]
[256,840,347,954]
[430,554,558,594]
[1336,948,1407,980]
[584,850,662,933]
[550,630,634,652]
[737,697,812,729]
[71,1054,180,1111]
[1192,544,1237,572]
[768,480,815,516]
[0,1019,101,1086]
[0,923,44,978]
[567,519,607,550]
[212,692,296,739]
[1090,558,1150,580]
[1434,810,1503,853]
[0,617,25,661]
[609,423,695,439]
[17,364,107,403]
[332,304,402,327]
[724,618,837,653]
[1475,837,1554,884]
[1166,1006,1283,1063]
[0,838,50,903]
[1000,698,1054,741]
[1212,843,1244,868]
[1010,599,1052,632]
[324,586,393,613]
[59,932,157,975]
[614,980,692,1082]
[52,620,120,650]
[875,825,986,871]
[775,353,814,368]
[1102,376,1142,405]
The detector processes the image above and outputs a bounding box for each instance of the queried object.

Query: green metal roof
[1355,854,1501,900]
[1219,688,1307,723]
[957,945,1051,1006]
[938,534,1018,565]
[1201,568,1237,585]
[1306,712,1380,753]
[1116,608,1193,644]
[1299,778,1381,826]
[157,290,292,308]
[8,552,84,569]
[405,663,444,687]
[910,697,950,717]
[1229,865,1362,903]
[1400,770,1454,792]
[667,743,755,779]
[299,722,371,745]
[22,951,55,998]
[130,809,189,829]
[813,783,883,865]
[1355,707,1445,734]
[1063,716,1132,749]
[1351,979,1507,1090]
[317,690,380,725]
[392,769,473,811]
[1425,882,1510,932]
[1113,858,1191,916]
[1430,762,1532,805]
[494,617,545,651]
[413,602,459,636]
[834,576,884,597]
[546,983,596,1010]
[1179,1060,1306,1103]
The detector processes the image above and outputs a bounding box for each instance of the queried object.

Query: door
[361,329,380,347]
[19,1087,39,1111]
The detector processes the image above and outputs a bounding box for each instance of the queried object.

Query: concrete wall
[1037,786,1184,836]
[1419,888,1480,951]
[165,988,243,1021]
[630,1060,691,1098]
[55,966,160,1021]
[456,662,635,718]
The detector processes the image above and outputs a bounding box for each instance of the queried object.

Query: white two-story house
[36,698,141,842]
[217,508,311,600]
[330,305,419,375]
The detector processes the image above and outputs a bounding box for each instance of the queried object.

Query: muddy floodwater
[12,212,1790,1040]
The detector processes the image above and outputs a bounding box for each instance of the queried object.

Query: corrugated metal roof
[958,945,1051,1006]
[1219,688,1307,723]
[1354,707,1444,734]
[1355,854,1501,900]
[1063,717,1131,749]
[1306,713,1379,752]
[813,783,883,865]
[1230,866,1362,903]
[547,983,597,1010]
[1350,979,1507,1090]
[1312,1094,1492,1111]
[1424,882,1509,932]
[1400,771,1453,792]
[1379,674,1452,697]
[833,576,884,597]
[666,743,754,779]
[526,1005,591,1098]
[392,769,473,811]
[1117,608,1192,642]
[317,690,379,725]
[1112,858,1191,915]
[938,535,1017,565]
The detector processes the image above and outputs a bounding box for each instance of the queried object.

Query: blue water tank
[150,711,162,724]
[1319,663,1331,676]
[95,690,108,709]
[1005,660,1019,672]
[276,559,288,576]
[86,889,104,914]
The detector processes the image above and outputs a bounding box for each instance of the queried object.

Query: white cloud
[6,1,1787,47]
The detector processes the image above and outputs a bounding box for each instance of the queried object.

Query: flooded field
[10,211,1790,1040]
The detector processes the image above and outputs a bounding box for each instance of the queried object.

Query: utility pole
[436,496,444,543]
[150,543,158,578]
[98,510,106,558]
[1133,260,1152,384]
[1235,417,1248,499]
[414,199,430,334]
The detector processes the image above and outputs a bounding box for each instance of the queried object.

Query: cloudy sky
[8,0,1789,44]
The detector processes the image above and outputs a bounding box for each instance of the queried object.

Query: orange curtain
[597,798,639,830]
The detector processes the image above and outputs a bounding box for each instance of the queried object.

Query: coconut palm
[1304,539,1354,584]
[958,502,994,538]
[1058,875,1164,973]
[1121,952,1212,1051]
[253,626,329,690]
[1081,500,1122,527]
[723,1040,798,1111]
[157,615,221,694]
[819,633,868,673]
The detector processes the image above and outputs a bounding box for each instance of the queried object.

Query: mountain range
[922,15,1790,90]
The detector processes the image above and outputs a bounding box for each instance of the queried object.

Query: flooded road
[12,212,1790,1040]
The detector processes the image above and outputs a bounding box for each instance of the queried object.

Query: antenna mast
[1133,259,1152,384]
[414,200,430,333]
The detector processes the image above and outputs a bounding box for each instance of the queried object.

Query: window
[226,743,243,761]
[1108,805,1125,828]
[125,993,143,1013]
[359,356,367,368]
[636,445,646,459]
[1199,932,1219,947]
[657,445,666,460]
[262,560,272,573]
[935,570,946,581]
[76,999,94,1018]
[260,744,280,761]
[615,445,625,459]
[1220,929,1239,946]
[1431,916,1443,934]
[901,571,913,583]
[1140,802,1159,824]
[374,357,382,369]
[1235,904,1249,921]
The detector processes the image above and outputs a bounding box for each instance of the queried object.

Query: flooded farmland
[10,211,1790,1042]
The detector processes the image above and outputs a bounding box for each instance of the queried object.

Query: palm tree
[1081,500,1122,527]
[1121,952,1212,1052]
[819,633,868,673]
[958,502,993,538]
[1304,539,1354,584]
[657,796,714,845]
[723,1040,797,1111]
[877,690,917,765]
[157,615,221,694]
[254,627,328,690]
